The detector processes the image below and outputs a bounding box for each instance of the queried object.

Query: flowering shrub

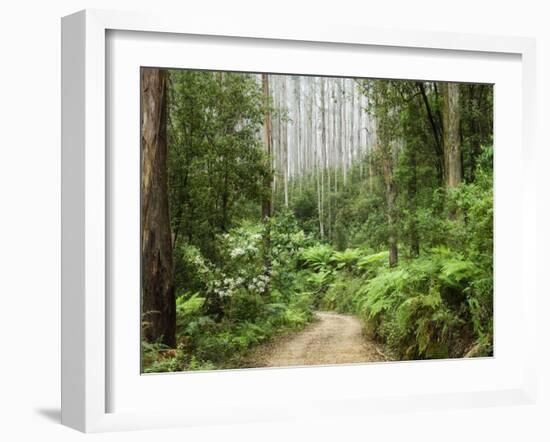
[215,222,267,297]
[141,211,321,373]
[146,215,317,371]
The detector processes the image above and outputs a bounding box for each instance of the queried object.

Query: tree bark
[320,78,327,239]
[141,68,176,347]
[261,74,273,296]
[342,80,348,186]
[408,145,420,257]
[387,195,398,267]
[441,82,462,188]
[416,82,444,183]
[261,74,273,221]
[383,144,398,267]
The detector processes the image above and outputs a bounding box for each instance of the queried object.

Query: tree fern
[299,244,333,271]
[330,248,362,271]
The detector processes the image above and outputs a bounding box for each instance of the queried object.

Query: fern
[299,244,333,271]
[342,248,490,359]
[175,293,206,337]
[320,275,365,313]
[439,259,479,288]
[330,248,362,271]
[357,250,388,269]
[363,269,409,318]
[393,288,460,359]
[306,270,332,293]
[176,292,205,315]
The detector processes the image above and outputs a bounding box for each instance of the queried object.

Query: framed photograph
[61,9,537,432]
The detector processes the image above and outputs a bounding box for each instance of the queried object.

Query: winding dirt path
[250,311,386,368]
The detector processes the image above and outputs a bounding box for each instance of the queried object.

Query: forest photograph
[140,67,493,373]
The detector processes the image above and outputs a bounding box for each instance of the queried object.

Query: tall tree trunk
[141,68,176,347]
[312,79,323,238]
[387,186,398,267]
[273,76,280,200]
[320,78,327,239]
[383,144,398,267]
[335,80,342,194]
[368,123,376,193]
[417,82,444,184]
[342,79,348,186]
[350,82,355,171]
[441,82,462,188]
[408,145,420,257]
[328,81,336,240]
[283,77,289,208]
[294,76,302,194]
[261,74,273,220]
[261,74,273,295]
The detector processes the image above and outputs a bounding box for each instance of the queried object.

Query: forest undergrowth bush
[315,244,493,360]
[143,212,316,373]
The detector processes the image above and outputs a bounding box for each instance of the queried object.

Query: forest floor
[248,311,388,368]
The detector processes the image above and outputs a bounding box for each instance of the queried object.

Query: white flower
[230,247,245,258]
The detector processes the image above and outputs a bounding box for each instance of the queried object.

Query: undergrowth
[317,247,493,360]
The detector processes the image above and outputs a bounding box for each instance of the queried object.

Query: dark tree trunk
[141,68,176,347]
[416,82,444,184]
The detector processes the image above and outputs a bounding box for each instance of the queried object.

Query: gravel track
[250,311,385,368]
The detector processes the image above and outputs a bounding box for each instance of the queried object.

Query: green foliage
[305,270,332,295]
[356,251,389,276]
[392,288,461,359]
[283,292,315,328]
[319,247,492,360]
[167,70,268,262]
[175,292,206,337]
[439,257,479,288]
[330,248,362,271]
[298,244,333,271]
[141,342,182,373]
[144,211,317,372]
[320,274,366,313]
[447,151,494,261]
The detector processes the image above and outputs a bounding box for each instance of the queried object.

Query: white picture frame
[61,9,537,433]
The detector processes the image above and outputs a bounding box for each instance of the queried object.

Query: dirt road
[250,311,386,368]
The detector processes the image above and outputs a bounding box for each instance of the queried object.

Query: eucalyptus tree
[441,82,462,189]
[360,79,403,266]
[262,73,273,222]
[141,68,176,346]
